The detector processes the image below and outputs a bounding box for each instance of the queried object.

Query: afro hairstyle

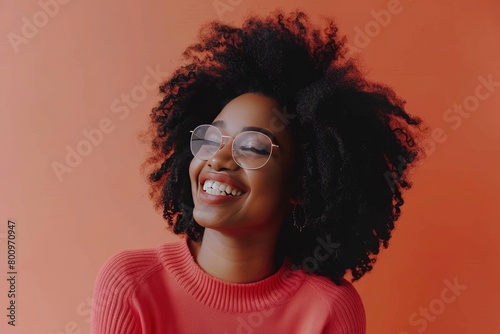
[140,9,426,285]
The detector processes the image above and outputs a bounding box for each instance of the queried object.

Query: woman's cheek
[188,159,203,197]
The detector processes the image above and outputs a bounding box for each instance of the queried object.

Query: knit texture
[91,237,366,333]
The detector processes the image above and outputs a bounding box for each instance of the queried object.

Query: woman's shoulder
[300,273,366,327]
[292,273,367,332]
[303,274,363,301]
[93,239,185,293]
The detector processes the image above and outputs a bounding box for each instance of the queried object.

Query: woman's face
[189,92,296,237]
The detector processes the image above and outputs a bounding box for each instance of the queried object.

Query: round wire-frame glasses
[189,124,280,169]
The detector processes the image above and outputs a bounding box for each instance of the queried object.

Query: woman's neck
[187,229,283,283]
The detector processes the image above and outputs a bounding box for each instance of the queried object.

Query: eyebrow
[211,120,279,145]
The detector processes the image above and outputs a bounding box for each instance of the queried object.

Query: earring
[293,204,307,232]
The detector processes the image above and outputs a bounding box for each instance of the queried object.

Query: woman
[91,9,424,334]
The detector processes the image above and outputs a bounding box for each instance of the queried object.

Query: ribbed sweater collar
[157,237,307,313]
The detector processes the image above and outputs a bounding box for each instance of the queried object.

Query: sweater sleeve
[90,251,142,334]
[317,278,367,334]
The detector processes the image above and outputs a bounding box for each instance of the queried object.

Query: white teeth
[205,188,218,195]
[202,179,244,196]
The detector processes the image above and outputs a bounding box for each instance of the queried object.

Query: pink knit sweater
[91,237,366,333]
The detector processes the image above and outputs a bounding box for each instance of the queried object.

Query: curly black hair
[139,9,426,285]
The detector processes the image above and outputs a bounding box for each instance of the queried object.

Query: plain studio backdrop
[1,0,499,333]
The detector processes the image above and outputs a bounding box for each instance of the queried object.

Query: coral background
[1,0,499,333]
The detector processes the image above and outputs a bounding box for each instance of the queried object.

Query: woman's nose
[207,138,238,171]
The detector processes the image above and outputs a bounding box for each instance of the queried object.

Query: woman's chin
[192,210,224,229]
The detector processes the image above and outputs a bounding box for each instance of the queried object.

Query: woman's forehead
[213,93,290,134]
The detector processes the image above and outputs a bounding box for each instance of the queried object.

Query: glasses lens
[233,131,273,169]
[190,125,222,159]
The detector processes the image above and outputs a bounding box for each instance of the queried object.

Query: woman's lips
[199,173,247,193]
[197,172,247,205]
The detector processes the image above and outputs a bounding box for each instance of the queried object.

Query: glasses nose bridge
[219,134,233,150]
[210,134,234,161]
[208,133,238,170]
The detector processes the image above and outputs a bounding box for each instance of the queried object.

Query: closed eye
[239,146,270,155]
[194,139,220,146]
[204,140,220,146]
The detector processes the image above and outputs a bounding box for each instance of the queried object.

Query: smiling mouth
[202,180,244,197]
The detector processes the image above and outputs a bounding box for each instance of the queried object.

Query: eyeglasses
[189,124,280,169]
